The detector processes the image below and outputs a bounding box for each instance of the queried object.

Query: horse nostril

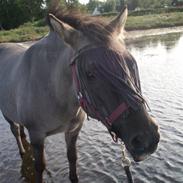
[131,135,145,152]
[152,134,160,146]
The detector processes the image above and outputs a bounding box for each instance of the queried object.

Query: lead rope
[120,142,134,183]
[111,132,134,183]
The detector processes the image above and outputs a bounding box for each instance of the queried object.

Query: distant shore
[1,26,183,45]
[126,26,183,40]
[1,11,183,43]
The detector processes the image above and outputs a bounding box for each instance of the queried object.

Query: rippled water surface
[0,32,183,183]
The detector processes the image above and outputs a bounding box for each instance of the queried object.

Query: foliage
[126,0,172,10]
[1,11,183,43]
[0,0,45,30]
[0,21,48,43]
[0,0,181,31]
[87,0,124,13]
[67,0,79,8]
[95,6,183,17]
[45,0,87,12]
[116,0,126,11]
[46,0,79,9]
[125,11,183,30]
[103,0,117,12]
[86,0,173,13]
[87,0,102,12]
[129,7,183,16]
[0,0,88,30]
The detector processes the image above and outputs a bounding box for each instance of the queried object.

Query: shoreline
[21,26,183,45]
[1,26,183,45]
[125,26,183,41]
[1,10,183,43]
[18,26,183,44]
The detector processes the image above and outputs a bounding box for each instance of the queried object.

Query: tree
[116,0,126,11]
[0,0,45,30]
[87,0,101,12]
[18,0,45,19]
[131,0,172,9]
[67,0,79,8]
[103,0,117,12]
[45,0,67,10]
[127,0,140,10]
[0,0,28,30]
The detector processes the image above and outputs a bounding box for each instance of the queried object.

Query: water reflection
[128,33,183,183]
[126,32,182,51]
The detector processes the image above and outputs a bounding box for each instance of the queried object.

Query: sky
[79,0,89,4]
[79,0,105,4]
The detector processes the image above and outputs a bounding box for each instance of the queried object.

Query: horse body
[0,43,27,122]
[0,31,85,182]
[0,6,160,183]
[0,32,83,137]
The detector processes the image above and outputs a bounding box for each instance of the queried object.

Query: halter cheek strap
[71,60,129,128]
[106,102,128,125]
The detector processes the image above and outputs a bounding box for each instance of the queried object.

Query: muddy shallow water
[0,32,183,183]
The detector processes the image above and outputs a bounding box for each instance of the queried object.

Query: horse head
[49,7,160,162]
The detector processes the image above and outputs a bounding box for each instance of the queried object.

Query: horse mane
[47,3,113,43]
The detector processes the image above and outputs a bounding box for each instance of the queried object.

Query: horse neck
[44,31,78,106]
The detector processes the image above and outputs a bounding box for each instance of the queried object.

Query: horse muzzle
[127,131,160,162]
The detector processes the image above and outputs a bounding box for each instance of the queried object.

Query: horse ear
[108,6,128,35]
[49,13,80,47]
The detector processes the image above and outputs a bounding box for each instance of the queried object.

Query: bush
[129,7,183,16]
[0,0,45,30]
[98,12,118,17]
[96,7,183,17]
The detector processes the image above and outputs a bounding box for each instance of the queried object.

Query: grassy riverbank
[1,11,183,43]
[0,22,49,43]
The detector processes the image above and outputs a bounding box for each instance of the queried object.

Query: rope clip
[110,131,118,143]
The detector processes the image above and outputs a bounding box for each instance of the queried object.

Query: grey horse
[0,6,160,183]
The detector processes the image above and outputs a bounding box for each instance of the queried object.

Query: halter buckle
[77,92,82,100]
[110,131,118,143]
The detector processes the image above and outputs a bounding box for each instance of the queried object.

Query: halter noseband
[71,46,129,131]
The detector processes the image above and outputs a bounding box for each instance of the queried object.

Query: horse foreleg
[29,133,46,183]
[65,131,79,183]
[20,125,26,140]
[3,116,26,158]
[65,110,85,183]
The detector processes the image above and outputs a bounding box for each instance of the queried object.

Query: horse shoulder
[0,43,28,122]
[17,38,78,131]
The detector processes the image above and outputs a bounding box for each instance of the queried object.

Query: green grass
[126,12,183,30]
[1,12,183,43]
[0,21,48,43]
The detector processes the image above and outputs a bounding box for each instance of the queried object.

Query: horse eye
[86,71,95,80]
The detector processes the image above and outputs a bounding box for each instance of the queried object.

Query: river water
[0,32,183,183]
